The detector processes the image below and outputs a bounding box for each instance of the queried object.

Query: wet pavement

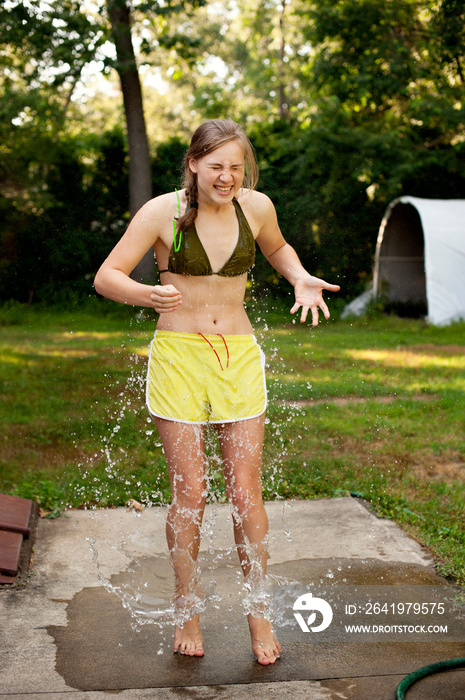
[1,497,464,699]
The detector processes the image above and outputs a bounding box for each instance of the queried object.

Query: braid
[176,181,198,233]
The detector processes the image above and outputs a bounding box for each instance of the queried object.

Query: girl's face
[189,140,245,205]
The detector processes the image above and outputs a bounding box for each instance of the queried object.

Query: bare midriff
[156,271,253,335]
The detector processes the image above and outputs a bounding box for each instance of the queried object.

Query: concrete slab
[0,498,464,700]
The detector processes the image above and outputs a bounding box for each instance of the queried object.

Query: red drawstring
[198,333,230,371]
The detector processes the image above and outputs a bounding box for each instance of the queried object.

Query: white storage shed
[373,196,465,325]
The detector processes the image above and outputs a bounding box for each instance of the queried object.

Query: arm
[254,193,340,326]
[94,195,182,313]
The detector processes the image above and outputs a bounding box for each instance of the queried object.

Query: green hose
[395,657,465,699]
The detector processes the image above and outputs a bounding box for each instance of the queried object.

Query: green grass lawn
[1,301,464,583]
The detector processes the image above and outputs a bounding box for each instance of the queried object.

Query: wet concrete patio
[1,498,464,699]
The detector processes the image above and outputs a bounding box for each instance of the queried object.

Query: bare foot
[248,614,281,665]
[173,614,204,657]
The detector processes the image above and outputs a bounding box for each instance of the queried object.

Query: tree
[430,0,465,84]
[192,0,305,123]
[106,0,154,281]
[3,1,464,304]
[0,0,105,187]
[1,0,208,290]
[0,1,108,302]
[251,0,465,298]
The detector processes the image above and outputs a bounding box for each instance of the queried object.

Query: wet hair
[177,118,259,233]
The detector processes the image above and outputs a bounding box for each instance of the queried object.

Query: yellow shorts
[146,331,267,424]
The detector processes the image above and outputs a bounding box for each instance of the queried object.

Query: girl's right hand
[150,284,182,313]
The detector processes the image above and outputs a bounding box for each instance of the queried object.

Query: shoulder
[238,188,274,210]
[128,190,184,242]
[237,189,277,229]
[239,190,285,254]
[134,191,181,222]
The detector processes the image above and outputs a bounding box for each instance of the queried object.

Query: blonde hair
[177,119,258,233]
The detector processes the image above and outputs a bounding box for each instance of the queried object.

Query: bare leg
[154,417,206,657]
[216,415,281,665]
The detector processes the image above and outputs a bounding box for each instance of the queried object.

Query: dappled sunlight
[61,331,127,340]
[1,347,98,360]
[272,371,312,384]
[267,327,315,343]
[0,330,151,361]
[28,349,98,358]
[0,353,39,366]
[270,328,294,336]
[286,393,440,407]
[347,348,465,369]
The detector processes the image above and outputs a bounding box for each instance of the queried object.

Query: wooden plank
[0,521,30,536]
[0,530,23,576]
[0,494,33,536]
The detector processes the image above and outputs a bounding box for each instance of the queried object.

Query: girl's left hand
[291,276,340,326]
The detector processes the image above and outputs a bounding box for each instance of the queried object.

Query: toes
[258,656,273,665]
[194,643,205,657]
[173,637,204,657]
[256,650,277,665]
[255,643,281,665]
[173,620,203,658]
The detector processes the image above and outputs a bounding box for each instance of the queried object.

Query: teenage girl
[94,118,339,665]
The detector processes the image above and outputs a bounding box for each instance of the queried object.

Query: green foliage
[14,480,68,518]
[0,1,105,136]
[252,120,380,297]
[2,0,465,304]
[0,130,195,303]
[254,110,465,298]
[252,0,464,297]
[249,4,465,298]
[301,0,421,104]
[0,128,130,304]
[151,138,187,195]
[429,0,465,75]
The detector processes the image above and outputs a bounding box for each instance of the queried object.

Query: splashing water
[82,303,310,642]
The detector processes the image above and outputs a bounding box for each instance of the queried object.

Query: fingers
[291,302,316,325]
[290,302,300,315]
[320,299,330,319]
[323,282,341,292]
[150,284,182,313]
[291,302,309,323]
[291,301,330,326]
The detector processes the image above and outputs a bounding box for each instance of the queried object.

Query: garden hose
[394,657,465,699]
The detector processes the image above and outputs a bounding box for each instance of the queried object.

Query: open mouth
[214,185,234,195]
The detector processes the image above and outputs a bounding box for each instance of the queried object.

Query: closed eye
[208,163,244,170]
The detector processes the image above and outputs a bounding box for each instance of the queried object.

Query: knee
[167,501,206,537]
[227,474,262,510]
[171,485,207,517]
[229,490,264,525]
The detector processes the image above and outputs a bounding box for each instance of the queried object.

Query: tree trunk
[107,0,155,283]
[278,0,289,119]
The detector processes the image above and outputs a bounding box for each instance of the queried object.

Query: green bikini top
[160,198,255,277]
